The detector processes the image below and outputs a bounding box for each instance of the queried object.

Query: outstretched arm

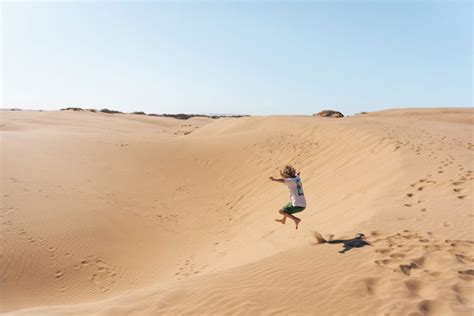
[269,176,285,183]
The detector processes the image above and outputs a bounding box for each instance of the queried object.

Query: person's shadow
[314,232,371,254]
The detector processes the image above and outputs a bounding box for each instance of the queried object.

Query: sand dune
[1,108,473,315]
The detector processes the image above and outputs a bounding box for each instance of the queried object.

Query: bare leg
[289,215,301,229]
[275,209,286,224]
[281,210,301,229]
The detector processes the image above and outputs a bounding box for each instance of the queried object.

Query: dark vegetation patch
[60,107,249,119]
[314,110,344,118]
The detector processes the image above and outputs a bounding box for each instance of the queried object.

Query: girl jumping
[269,165,306,229]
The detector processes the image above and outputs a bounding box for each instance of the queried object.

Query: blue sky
[1,1,472,115]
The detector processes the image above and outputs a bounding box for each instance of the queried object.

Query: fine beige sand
[1,108,473,315]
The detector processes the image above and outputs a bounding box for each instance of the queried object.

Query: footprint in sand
[375,248,391,255]
[362,277,385,297]
[400,263,418,276]
[457,195,466,199]
[82,257,117,292]
[54,270,64,280]
[175,257,202,279]
[405,279,434,299]
[422,244,443,252]
[370,231,383,237]
[417,299,451,315]
[452,283,473,305]
[374,259,395,266]
[455,254,474,264]
[458,270,474,281]
[2,220,13,226]
[389,253,405,259]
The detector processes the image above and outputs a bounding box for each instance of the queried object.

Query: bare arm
[269,176,285,183]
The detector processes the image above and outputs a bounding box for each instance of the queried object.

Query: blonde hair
[280,165,297,178]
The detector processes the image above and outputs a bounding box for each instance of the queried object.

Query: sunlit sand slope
[1,109,473,315]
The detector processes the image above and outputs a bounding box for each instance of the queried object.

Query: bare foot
[295,218,301,229]
[275,219,285,224]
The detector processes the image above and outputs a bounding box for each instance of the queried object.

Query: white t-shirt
[284,176,306,207]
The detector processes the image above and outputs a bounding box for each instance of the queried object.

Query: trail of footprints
[404,175,436,209]
[174,256,208,280]
[371,230,473,278]
[46,244,118,293]
[387,127,472,214]
[72,256,118,293]
[0,207,15,229]
[154,213,179,223]
[402,153,471,215]
[4,213,119,294]
[450,168,472,200]
[368,230,474,312]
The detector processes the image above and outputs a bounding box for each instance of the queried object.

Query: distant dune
[1,108,473,315]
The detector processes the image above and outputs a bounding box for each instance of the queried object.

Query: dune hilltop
[1,108,473,315]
